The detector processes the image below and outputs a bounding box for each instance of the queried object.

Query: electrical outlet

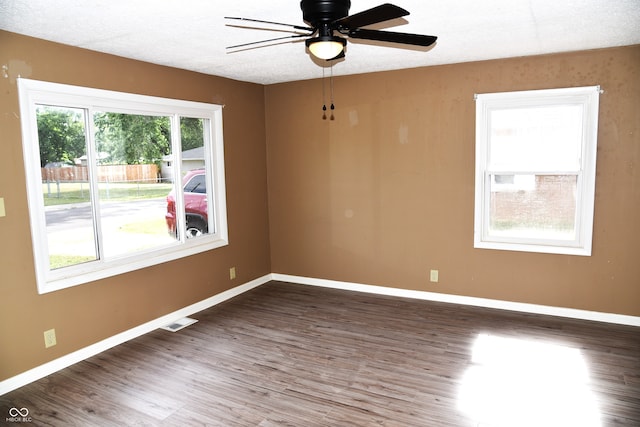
[430,269,439,283]
[229,267,236,280]
[0,197,5,217]
[44,329,57,348]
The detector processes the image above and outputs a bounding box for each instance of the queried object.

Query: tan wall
[1,29,638,384]
[265,46,640,317]
[0,31,271,380]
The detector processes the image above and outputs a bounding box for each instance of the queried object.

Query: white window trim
[18,78,228,293]
[474,86,600,256]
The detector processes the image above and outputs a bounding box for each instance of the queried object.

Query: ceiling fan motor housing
[300,0,351,26]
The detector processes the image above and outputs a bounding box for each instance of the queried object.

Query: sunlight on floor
[458,334,601,427]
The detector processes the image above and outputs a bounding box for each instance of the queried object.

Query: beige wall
[265,46,640,317]
[0,31,271,381]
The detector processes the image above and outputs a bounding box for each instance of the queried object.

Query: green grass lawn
[44,181,176,269]
[43,182,173,206]
[50,254,96,270]
[118,217,167,234]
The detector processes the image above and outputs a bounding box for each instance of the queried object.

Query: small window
[184,173,206,194]
[474,86,600,256]
[18,79,228,293]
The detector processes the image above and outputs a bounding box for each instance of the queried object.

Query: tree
[93,112,171,165]
[36,109,206,167]
[180,117,204,151]
[36,107,86,167]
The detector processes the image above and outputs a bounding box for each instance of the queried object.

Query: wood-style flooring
[1,281,639,426]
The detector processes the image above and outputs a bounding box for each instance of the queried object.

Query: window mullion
[26,103,53,282]
[202,118,216,236]
[487,170,581,175]
[573,171,585,244]
[482,171,492,241]
[170,114,186,243]
[85,107,105,261]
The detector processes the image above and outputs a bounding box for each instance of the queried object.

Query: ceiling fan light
[306,36,346,60]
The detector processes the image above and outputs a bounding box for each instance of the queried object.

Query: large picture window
[474,86,600,256]
[18,79,228,293]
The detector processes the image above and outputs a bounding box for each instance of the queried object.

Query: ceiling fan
[225,1,438,61]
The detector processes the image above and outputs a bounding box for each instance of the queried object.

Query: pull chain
[321,64,336,120]
[330,63,335,120]
[322,67,327,120]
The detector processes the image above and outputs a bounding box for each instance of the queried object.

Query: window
[18,79,228,293]
[474,86,600,256]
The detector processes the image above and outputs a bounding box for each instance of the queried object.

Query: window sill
[36,236,229,294]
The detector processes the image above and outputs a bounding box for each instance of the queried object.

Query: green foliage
[180,117,204,151]
[37,106,206,167]
[93,112,171,164]
[37,106,86,167]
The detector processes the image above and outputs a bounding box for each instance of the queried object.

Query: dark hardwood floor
[1,281,639,426]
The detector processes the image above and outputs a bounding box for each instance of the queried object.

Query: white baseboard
[271,273,640,327]
[0,274,271,396]
[3,272,638,396]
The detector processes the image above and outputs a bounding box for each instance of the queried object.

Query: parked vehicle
[165,169,208,238]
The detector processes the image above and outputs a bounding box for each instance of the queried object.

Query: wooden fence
[41,164,159,183]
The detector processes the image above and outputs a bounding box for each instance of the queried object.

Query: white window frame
[474,86,600,256]
[18,78,228,293]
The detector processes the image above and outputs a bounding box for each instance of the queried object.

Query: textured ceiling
[1,0,639,85]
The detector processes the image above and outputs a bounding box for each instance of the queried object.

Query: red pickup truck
[165,169,208,238]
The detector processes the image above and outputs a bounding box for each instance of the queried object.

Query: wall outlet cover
[44,329,57,348]
[430,270,439,283]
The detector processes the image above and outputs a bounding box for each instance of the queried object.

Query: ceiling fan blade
[225,16,313,32]
[334,3,409,30]
[226,34,309,50]
[348,28,437,47]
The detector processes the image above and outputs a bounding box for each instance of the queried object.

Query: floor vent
[161,317,198,332]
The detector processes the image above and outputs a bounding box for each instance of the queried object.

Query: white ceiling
[1,0,639,85]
